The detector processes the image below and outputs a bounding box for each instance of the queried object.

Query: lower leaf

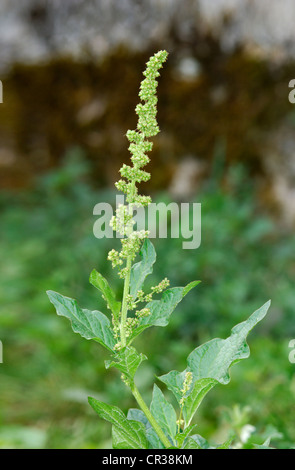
[127,409,164,449]
[88,397,148,449]
[183,434,212,449]
[159,301,271,427]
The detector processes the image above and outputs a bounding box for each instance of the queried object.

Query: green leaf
[183,434,211,449]
[182,280,201,297]
[158,373,217,427]
[142,284,200,328]
[157,370,188,402]
[127,408,164,449]
[159,301,271,426]
[128,282,200,343]
[127,408,149,426]
[183,378,217,425]
[88,397,148,449]
[217,436,234,449]
[176,425,197,447]
[187,300,271,384]
[253,438,275,449]
[182,438,201,449]
[146,428,165,450]
[150,384,177,441]
[89,269,121,321]
[182,436,202,449]
[130,239,156,299]
[47,290,115,351]
[105,347,147,380]
[112,424,147,450]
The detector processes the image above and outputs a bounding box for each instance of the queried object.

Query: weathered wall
[1,1,295,224]
[1,0,295,71]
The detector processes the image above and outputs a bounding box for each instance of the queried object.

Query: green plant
[47,51,271,449]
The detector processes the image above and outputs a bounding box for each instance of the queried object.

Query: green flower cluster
[108,50,168,278]
[136,277,170,303]
[179,371,193,406]
[112,275,170,350]
[177,371,194,432]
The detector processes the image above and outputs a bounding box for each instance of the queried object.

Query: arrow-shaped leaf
[128,282,200,344]
[150,384,177,442]
[159,300,271,426]
[187,300,271,384]
[47,290,116,351]
[88,397,148,449]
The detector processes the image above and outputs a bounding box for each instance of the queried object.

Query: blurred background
[0,0,295,449]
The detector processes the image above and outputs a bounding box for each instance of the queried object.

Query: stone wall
[1,0,295,71]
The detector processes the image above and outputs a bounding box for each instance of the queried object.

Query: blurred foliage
[0,149,294,448]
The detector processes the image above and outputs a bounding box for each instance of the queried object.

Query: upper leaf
[89,269,121,321]
[150,384,177,442]
[47,290,116,351]
[128,282,200,344]
[105,346,147,380]
[159,300,271,426]
[88,397,148,449]
[187,300,271,384]
[130,239,156,299]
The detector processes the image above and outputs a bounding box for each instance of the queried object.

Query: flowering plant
[47,51,271,449]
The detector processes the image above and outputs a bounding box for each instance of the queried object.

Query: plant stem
[177,403,184,434]
[119,181,136,347]
[131,382,171,449]
[120,255,132,347]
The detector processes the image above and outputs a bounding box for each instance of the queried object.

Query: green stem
[120,255,132,347]
[177,403,184,434]
[131,382,171,449]
[119,180,136,347]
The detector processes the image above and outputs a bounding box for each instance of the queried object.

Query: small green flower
[135,307,151,319]
[151,278,170,294]
[107,248,123,268]
[179,371,193,406]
